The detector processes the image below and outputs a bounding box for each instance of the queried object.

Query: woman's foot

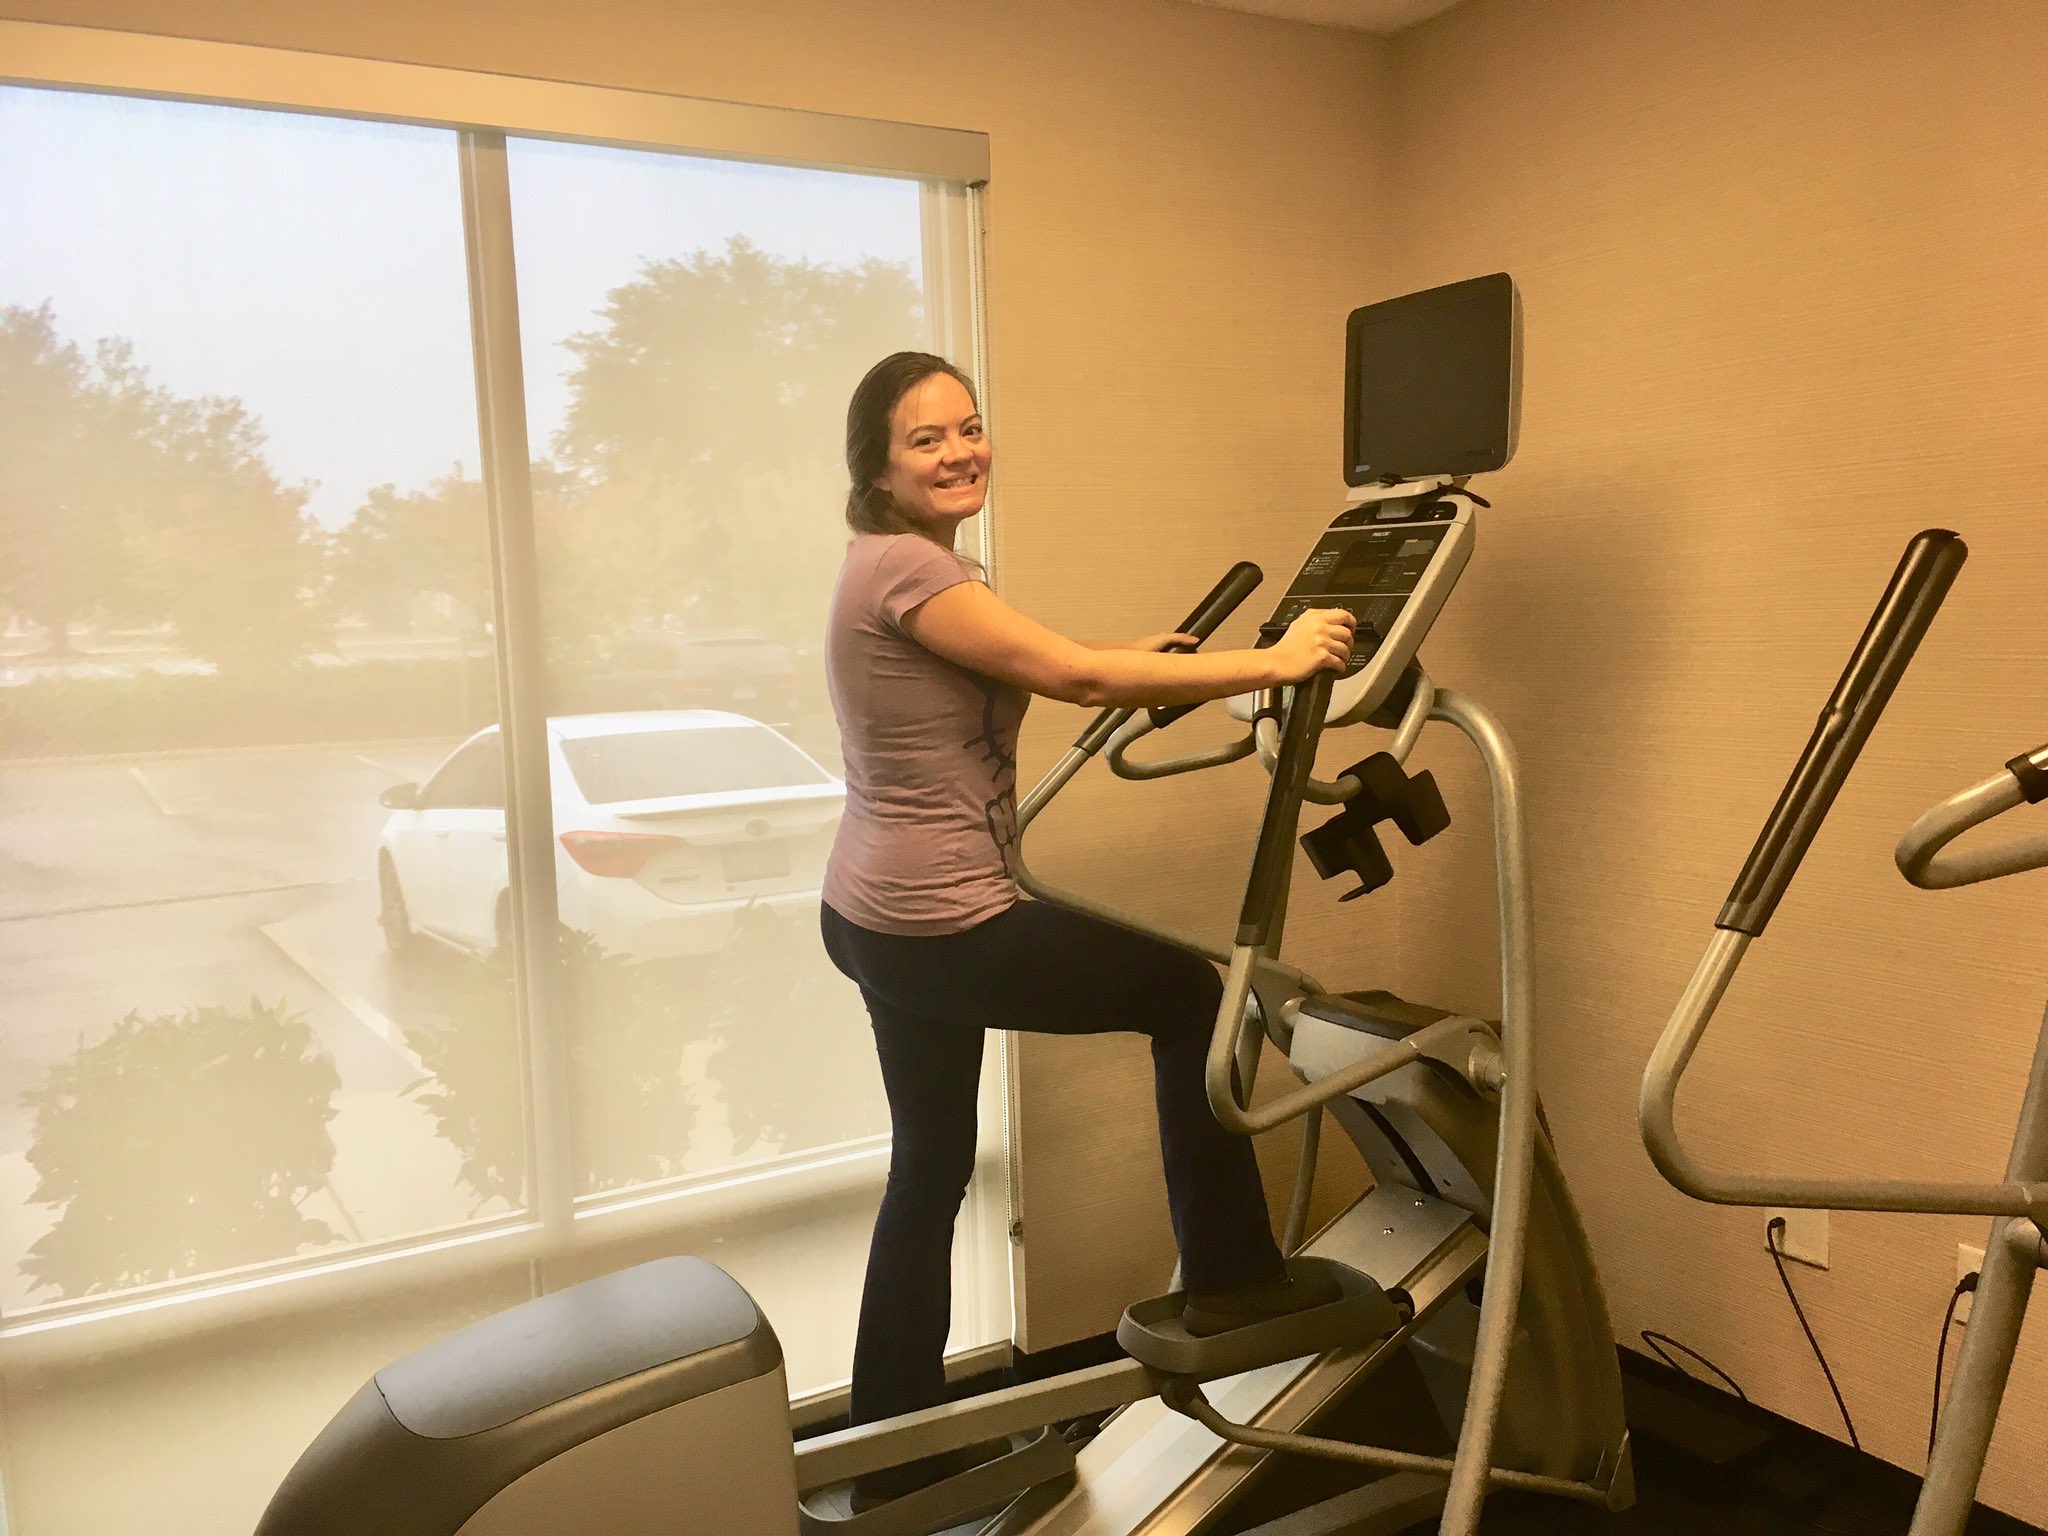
[1181,1263,1344,1338]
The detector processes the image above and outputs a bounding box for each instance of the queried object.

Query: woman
[820,350,1356,1505]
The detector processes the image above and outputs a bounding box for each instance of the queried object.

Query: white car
[376,711,844,962]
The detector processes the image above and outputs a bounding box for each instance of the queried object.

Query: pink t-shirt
[823,532,1031,935]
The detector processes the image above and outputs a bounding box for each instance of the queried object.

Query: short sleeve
[873,536,976,632]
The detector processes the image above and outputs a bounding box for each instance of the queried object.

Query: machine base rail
[797,1427,1076,1536]
[795,1361,1157,1492]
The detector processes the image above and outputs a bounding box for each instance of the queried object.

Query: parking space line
[257,922,431,1081]
[126,765,182,817]
[3,881,337,924]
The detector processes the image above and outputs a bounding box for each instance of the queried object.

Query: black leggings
[820,898,1285,1426]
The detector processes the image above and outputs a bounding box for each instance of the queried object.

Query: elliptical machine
[1640,528,2048,1536]
[256,274,1636,1536]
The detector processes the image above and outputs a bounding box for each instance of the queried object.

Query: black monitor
[1343,273,1521,487]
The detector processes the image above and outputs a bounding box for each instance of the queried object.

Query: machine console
[1230,481,1474,726]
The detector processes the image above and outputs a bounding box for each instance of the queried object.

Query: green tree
[109,345,327,670]
[0,304,323,668]
[329,462,577,635]
[544,236,923,665]
[19,997,344,1299]
[0,305,122,654]
[329,470,495,634]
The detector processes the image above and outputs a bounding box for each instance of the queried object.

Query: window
[0,27,995,1535]
[0,84,510,1309]
[559,725,834,804]
[419,734,507,809]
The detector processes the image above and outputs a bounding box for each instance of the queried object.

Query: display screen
[1331,535,1438,593]
[1345,273,1519,486]
[1290,526,1446,599]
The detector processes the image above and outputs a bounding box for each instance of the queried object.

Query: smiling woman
[815,350,1354,1500]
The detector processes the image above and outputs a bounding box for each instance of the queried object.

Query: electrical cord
[1767,1216,1861,1452]
[1929,1269,1981,1459]
[1639,1328,1750,1402]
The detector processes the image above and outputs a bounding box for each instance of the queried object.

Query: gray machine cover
[255,1256,782,1536]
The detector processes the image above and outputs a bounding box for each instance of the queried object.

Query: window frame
[0,20,998,1362]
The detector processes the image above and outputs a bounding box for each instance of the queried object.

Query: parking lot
[0,728,879,1312]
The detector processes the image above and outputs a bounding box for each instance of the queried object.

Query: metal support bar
[1253,714,1364,806]
[1105,711,1260,780]
[1388,670,1437,766]
[1642,935,2048,1222]
[1426,687,1538,1536]
[458,130,571,1237]
[1914,1000,2048,1533]
[1208,968,1481,1134]
[1160,1380,1610,1507]
[1912,1218,2043,1536]
[1283,1104,1323,1255]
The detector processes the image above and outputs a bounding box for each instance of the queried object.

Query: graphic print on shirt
[962,676,1019,871]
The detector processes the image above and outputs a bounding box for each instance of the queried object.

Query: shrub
[20,997,343,1299]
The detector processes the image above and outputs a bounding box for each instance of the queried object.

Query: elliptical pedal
[1114,1256,1404,1380]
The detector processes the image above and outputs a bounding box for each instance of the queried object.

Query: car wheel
[378,856,419,954]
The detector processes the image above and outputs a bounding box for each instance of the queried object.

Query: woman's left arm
[1085,632,1201,653]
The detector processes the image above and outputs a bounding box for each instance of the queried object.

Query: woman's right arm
[902,580,1356,709]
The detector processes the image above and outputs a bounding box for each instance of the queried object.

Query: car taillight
[558,830,681,878]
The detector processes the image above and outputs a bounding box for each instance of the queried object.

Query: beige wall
[1377,0,2048,1522]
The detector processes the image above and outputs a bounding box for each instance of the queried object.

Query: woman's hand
[1266,606,1357,683]
[1132,631,1203,653]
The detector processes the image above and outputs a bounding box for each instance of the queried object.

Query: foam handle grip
[1146,561,1266,731]
[1718,528,1968,936]
[1071,562,1264,752]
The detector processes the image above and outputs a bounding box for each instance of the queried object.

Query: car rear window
[560,727,832,804]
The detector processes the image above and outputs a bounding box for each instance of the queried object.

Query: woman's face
[875,373,991,531]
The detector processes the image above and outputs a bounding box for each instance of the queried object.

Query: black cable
[1767,1216,1861,1452]
[1929,1270,1980,1459]
[1640,1329,1750,1403]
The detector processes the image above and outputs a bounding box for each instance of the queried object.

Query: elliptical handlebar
[1640,528,2048,1224]
[1717,528,1968,936]
[1069,561,1264,755]
[1895,743,2048,890]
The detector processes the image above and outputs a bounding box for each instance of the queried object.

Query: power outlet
[1767,1208,1830,1269]
[1956,1243,1984,1325]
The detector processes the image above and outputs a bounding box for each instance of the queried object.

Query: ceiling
[1177,0,1468,34]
